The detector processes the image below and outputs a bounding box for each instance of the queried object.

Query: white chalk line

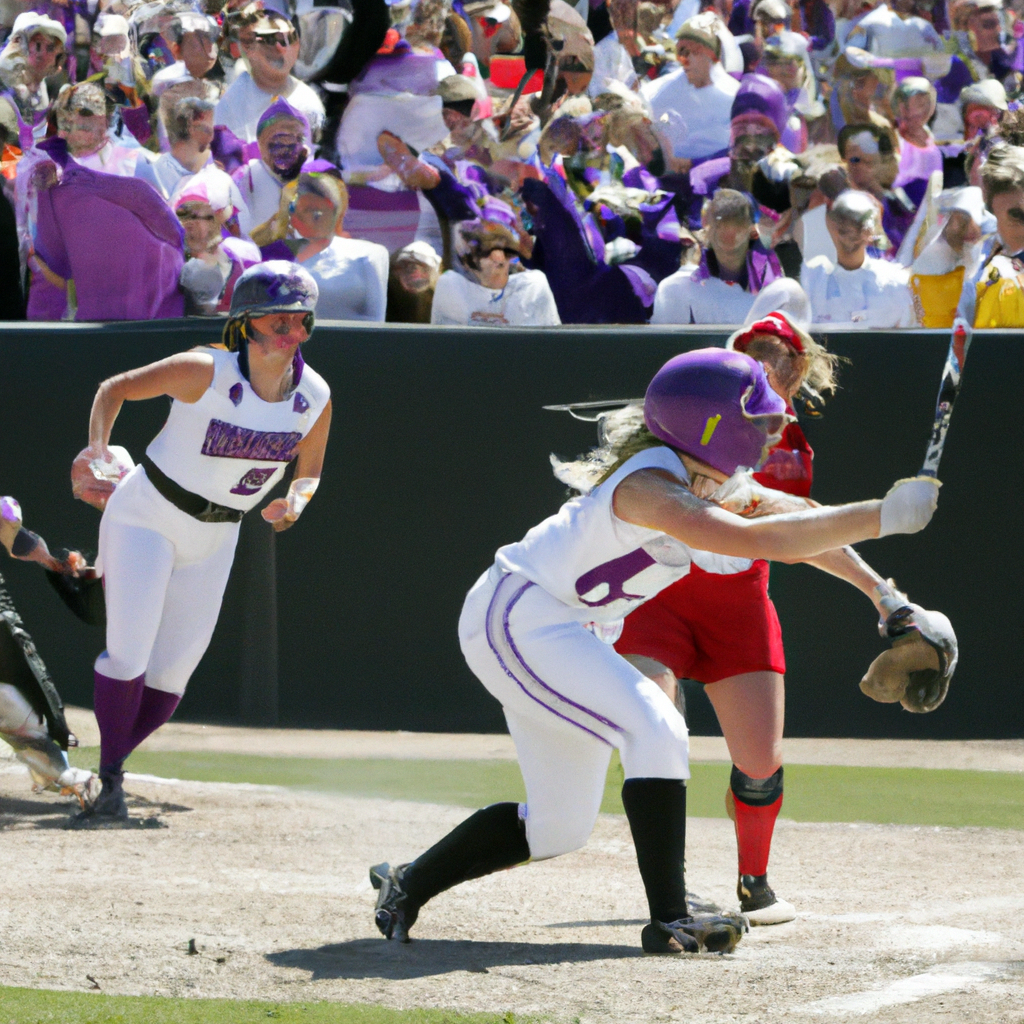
[793,960,1021,1015]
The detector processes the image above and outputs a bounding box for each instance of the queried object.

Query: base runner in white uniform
[371,348,941,955]
[70,261,332,827]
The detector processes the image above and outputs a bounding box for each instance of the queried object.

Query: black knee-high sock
[401,802,531,907]
[621,778,688,924]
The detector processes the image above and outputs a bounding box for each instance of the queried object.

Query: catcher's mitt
[860,603,958,713]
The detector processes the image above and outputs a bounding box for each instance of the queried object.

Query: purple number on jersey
[230,467,278,496]
[575,547,657,607]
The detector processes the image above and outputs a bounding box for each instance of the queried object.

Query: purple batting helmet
[229,260,319,319]
[644,348,789,475]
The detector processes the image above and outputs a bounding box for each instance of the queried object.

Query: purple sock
[129,687,181,750]
[93,670,145,773]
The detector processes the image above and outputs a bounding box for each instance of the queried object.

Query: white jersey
[145,347,330,512]
[494,446,751,624]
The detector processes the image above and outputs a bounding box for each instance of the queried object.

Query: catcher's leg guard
[729,766,794,925]
[623,778,747,954]
[371,801,530,942]
[93,670,146,773]
[729,765,783,878]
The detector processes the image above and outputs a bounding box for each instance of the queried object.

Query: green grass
[0,987,534,1024]
[69,747,1024,830]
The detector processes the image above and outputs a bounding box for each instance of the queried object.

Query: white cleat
[738,873,797,926]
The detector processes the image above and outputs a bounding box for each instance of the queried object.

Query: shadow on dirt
[267,937,642,980]
[0,791,192,830]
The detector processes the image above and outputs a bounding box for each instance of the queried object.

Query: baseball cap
[462,1,512,23]
[96,13,130,36]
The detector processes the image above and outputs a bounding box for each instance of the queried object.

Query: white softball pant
[95,465,240,696]
[459,565,689,861]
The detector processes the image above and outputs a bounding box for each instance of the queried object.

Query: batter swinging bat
[920,317,972,477]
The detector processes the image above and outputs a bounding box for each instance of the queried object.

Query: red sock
[731,793,782,877]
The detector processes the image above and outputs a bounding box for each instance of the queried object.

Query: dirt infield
[1,763,1022,1023]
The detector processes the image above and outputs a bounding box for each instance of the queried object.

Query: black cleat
[738,874,796,925]
[370,862,420,943]
[68,770,130,829]
[641,912,748,955]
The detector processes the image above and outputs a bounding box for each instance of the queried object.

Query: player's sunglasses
[253,31,298,47]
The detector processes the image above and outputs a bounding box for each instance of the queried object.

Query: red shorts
[614,560,786,684]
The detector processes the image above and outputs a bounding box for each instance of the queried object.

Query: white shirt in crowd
[588,32,638,97]
[135,150,213,199]
[641,63,740,161]
[845,5,943,57]
[431,269,561,327]
[801,254,916,328]
[650,266,757,325]
[213,71,324,143]
[233,159,284,236]
[301,237,390,322]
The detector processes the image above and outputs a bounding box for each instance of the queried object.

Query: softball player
[70,261,332,827]
[371,348,940,955]
[616,312,914,926]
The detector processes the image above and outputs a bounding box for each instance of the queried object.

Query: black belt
[141,455,245,524]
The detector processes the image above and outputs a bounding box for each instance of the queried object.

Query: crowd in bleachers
[3,0,1024,327]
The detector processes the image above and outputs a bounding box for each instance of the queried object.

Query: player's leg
[136,524,240,745]
[704,670,794,925]
[371,708,607,943]
[0,683,98,806]
[86,519,176,822]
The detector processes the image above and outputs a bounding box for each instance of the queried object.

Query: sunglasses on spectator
[253,31,298,47]
[975,16,1000,28]
[177,210,216,221]
[1007,207,1024,224]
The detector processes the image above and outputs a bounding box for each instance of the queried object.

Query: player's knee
[523,807,595,860]
[98,646,150,682]
[730,764,783,806]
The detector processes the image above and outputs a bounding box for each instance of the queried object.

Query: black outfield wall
[0,320,1018,739]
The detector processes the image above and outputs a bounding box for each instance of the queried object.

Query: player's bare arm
[262,399,333,532]
[613,468,891,562]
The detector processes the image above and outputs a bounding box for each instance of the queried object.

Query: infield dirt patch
[1,763,1022,1024]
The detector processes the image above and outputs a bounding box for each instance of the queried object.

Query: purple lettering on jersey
[293,392,309,414]
[230,467,278,495]
[201,420,302,462]
[229,383,243,407]
[575,547,657,607]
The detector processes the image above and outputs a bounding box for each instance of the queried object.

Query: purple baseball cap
[644,348,789,476]
[731,73,788,138]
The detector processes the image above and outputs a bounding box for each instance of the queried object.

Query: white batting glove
[878,477,941,537]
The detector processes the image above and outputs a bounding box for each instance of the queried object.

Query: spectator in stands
[652,188,783,324]
[54,82,139,176]
[432,217,560,326]
[948,0,1022,87]
[838,122,914,254]
[801,189,915,327]
[234,98,311,237]
[828,49,893,138]
[174,167,261,316]
[960,79,1007,141]
[590,0,642,97]
[277,172,389,321]
[910,185,991,327]
[136,97,215,199]
[757,31,821,153]
[388,240,442,322]
[845,0,944,55]
[892,77,941,207]
[641,13,740,166]
[214,8,324,144]
[151,12,224,98]
[0,12,66,142]
[26,138,185,321]
[960,146,1024,327]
